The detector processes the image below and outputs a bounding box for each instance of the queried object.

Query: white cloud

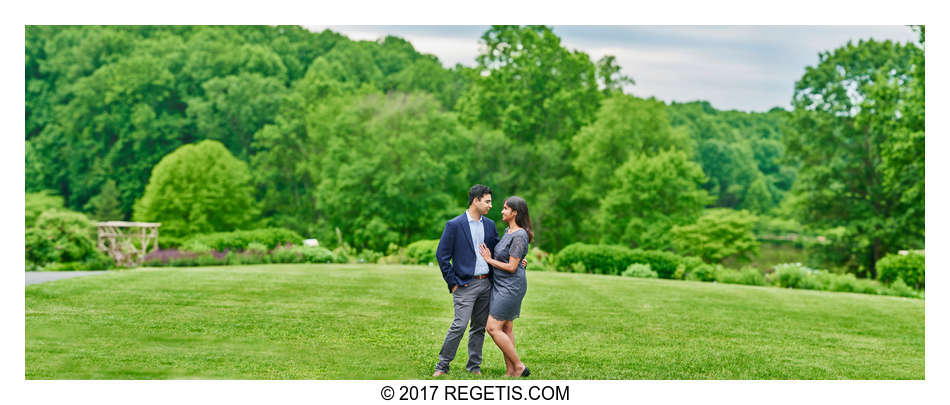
[304,25,920,112]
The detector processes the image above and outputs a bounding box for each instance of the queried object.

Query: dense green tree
[458,25,602,144]
[668,101,793,212]
[84,179,124,221]
[133,140,260,237]
[187,73,285,160]
[573,94,693,202]
[596,150,712,250]
[670,208,760,263]
[312,92,473,251]
[786,38,924,278]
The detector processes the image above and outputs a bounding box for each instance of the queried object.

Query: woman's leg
[486,315,525,376]
[487,316,514,375]
[503,321,516,376]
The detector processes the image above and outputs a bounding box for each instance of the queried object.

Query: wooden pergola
[96,221,161,267]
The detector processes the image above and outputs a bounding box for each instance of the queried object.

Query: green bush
[687,264,718,282]
[877,253,924,290]
[180,240,213,255]
[799,271,831,291]
[628,250,682,279]
[554,243,635,275]
[186,228,304,252]
[159,234,187,249]
[268,245,337,264]
[716,266,767,286]
[622,263,658,278]
[525,247,554,271]
[883,278,919,298]
[43,252,114,271]
[553,243,689,278]
[245,242,268,255]
[829,273,859,293]
[774,263,811,288]
[132,140,260,237]
[405,239,440,265]
[670,208,760,263]
[26,210,103,268]
[26,191,65,229]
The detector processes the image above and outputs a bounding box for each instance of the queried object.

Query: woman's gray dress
[490,228,529,321]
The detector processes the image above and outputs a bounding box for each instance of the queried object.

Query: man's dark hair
[468,184,493,206]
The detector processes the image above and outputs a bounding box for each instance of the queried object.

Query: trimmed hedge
[553,243,698,279]
[877,253,924,290]
[406,239,440,265]
[184,228,304,251]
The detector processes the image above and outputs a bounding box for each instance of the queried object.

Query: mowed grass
[26,264,923,379]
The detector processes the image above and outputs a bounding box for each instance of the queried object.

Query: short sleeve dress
[489,228,529,321]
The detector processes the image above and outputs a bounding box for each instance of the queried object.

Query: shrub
[26,210,102,267]
[294,246,336,263]
[132,140,260,237]
[43,252,114,271]
[554,243,635,275]
[829,273,860,293]
[716,266,767,286]
[774,263,811,288]
[628,249,682,279]
[670,208,760,263]
[268,245,337,264]
[180,240,213,255]
[622,263,658,278]
[883,278,919,298]
[672,265,687,280]
[799,271,831,291]
[406,239,440,265]
[245,242,268,255]
[159,234,187,249]
[525,247,554,271]
[686,264,718,282]
[553,243,689,278]
[269,246,302,264]
[877,253,925,290]
[26,191,65,228]
[186,228,304,252]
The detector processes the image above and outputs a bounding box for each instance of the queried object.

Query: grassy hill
[26,264,924,379]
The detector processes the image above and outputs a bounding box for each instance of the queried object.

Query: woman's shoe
[520,367,530,377]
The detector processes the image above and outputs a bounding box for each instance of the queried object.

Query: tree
[786,37,924,278]
[84,179,124,221]
[670,208,760,263]
[458,25,603,144]
[187,73,285,161]
[133,140,260,237]
[312,92,473,251]
[596,150,712,250]
[572,94,693,203]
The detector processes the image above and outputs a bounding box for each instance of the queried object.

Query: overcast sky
[306,25,919,112]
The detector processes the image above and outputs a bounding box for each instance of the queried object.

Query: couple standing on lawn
[433,184,533,378]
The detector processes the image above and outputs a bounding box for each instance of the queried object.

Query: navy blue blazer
[436,212,500,292]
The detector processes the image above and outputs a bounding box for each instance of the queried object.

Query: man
[433,184,500,377]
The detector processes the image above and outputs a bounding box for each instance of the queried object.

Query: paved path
[26,271,113,286]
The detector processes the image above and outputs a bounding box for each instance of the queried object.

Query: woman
[478,196,533,377]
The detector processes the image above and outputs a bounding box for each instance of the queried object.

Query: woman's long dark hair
[504,196,534,243]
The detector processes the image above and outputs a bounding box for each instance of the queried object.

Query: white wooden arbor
[96,221,161,267]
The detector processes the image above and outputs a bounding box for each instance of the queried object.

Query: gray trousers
[436,277,491,373]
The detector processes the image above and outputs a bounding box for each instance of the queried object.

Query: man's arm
[435,220,458,292]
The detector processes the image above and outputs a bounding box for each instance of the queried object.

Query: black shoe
[520,367,530,377]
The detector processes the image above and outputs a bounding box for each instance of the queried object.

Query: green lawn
[26,264,924,379]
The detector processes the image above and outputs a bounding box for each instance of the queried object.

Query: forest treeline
[25,25,924,277]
